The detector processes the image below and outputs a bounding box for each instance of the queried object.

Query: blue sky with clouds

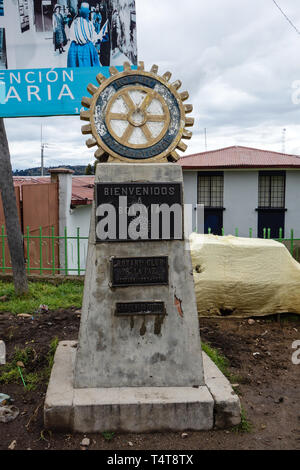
[5,0,300,170]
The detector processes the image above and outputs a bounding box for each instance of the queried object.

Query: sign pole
[0,118,28,294]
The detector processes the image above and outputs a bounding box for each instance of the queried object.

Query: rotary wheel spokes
[106,87,169,147]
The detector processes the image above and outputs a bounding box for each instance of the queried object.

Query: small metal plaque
[111,256,168,287]
[115,301,165,316]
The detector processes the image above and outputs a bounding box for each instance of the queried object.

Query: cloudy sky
[5,0,300,170]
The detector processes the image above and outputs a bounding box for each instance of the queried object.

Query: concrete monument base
[44,341,241,433]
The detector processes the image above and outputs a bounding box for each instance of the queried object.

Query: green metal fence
[1,225,89,276]
[0,225,299,276]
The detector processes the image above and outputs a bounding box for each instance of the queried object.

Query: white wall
[285,171,300,238]
[182,171,198,233]
[54,171,90,275]
[183,169,259,237]
[66,205,91,275]
[223,171,258,237]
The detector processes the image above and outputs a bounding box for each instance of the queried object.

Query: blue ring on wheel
[93,75,181,160]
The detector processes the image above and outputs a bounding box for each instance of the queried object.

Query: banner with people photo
[0,0,137,117]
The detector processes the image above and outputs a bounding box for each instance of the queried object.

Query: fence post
[208,227,211,234]
[26,226,30,275]
[64,227,68,276]
[267,228,271,239]
[1,225,5,273]
[290,229,294,256]
[51,226,55,275]
[39,226,43,275]
[235,227,238,237]
[249,228,252,238]
[263,228,266,239]
[279,227,283,243]
[77,227,81,276]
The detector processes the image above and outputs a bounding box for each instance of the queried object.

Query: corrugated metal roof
[179,145,300,169]
[13,175,95,205]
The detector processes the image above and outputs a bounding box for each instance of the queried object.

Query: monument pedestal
[44,341,241,432]
[44,163,241,432]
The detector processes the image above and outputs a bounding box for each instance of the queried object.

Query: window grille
[258,173,285,208]
[197,173,224,207]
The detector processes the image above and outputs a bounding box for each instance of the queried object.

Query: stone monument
[44,62,241,432]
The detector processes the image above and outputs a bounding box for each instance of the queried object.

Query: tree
[85,163,94,175]
[0,118,28,295]
[93,159,99,174]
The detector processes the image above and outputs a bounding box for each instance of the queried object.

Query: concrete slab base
[44,341,241,433]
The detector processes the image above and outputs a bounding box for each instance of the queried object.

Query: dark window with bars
[258,172,285,208]
[197,172,224,207]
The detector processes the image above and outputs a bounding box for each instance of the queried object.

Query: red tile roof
[71,176,94,206]
[179,145,300,169]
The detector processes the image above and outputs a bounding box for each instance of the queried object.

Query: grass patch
[102,431,115,441]
[202,342,252,433]
[201,341,244,386]
[259,313,300,323]
[232,406,252,433]
[0,280,83,314]
[44,337,59,379]
[201,341,231,379]
[0,337,59,391]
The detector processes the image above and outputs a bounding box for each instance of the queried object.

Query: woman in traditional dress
[67,2,103,67]
[52,4,67,54]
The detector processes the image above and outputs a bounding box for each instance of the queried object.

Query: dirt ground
[0,307,299,451]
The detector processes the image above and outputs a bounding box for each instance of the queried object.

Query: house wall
[285,171,300,237]
[182,171,198,234]
[182,169,259,236]
[182,169,300,238]
[223,171,258,237]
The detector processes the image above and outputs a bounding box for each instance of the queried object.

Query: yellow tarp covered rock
[190,233,300,317]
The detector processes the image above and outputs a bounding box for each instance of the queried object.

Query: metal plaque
[115,301,165,316]
[95,182,183,242]
[110,256,168,287]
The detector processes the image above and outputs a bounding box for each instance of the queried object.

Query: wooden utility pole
[0,118,28,295]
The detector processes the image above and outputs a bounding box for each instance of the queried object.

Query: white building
[180,145,300,239]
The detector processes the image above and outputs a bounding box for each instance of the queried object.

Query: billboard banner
[0,0,137,118]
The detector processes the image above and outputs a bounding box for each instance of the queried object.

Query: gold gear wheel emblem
[80,61,194,163]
